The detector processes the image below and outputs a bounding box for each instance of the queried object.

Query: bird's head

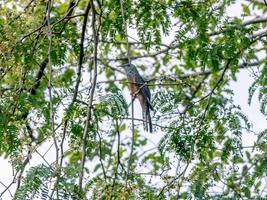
[123,63,136,75]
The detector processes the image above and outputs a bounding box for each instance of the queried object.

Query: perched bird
[124,64,153,132]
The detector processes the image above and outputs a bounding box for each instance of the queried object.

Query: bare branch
[242,16,267,26]
[194,59,233,104]
[252,28,267,41]
[79,0,99,189]
[110,119,122,199]
[98,59,262,85]
[46,0,59,166]
[244,0,267,5]
[96,127,107,181]
[73,1,91,102]
[0,181,13,198]
[29,58,48,95]
[15,152,31,192]
[46,2,60,198]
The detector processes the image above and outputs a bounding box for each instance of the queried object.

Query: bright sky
[1,1,266,199]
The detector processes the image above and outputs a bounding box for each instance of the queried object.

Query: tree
[0,0,267,199]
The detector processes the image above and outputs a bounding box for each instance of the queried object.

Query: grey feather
[123,64,153,132]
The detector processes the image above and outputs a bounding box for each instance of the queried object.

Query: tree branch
[73,1,91,102]
[242,16,267,26]
[79,0,99,189]
[29,58,48,95]
[46,0,59,166]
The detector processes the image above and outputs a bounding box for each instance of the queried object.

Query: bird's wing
[135,75,153,110]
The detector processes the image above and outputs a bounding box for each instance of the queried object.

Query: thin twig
[46,1,60,198]
[194,59,232,104]
[96,127,107,181]
[0,172,18,198]
[119,0,131,64]
[35,150,52,167]
[119,0,136,187]
[157,160,190,197]
[15,153,31,193]
[46,0,59,165]
[0,181,13,198]
[110,119,122,199]
[126,96,135,184]
[19,1,81,43]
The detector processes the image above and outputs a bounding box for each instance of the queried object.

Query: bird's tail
[142,110,147,132]
[147,107,152,133]
[143,104,152,133]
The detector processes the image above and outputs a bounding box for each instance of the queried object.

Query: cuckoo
[124,64,153,133]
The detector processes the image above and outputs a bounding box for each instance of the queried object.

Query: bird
[123,63,153,132]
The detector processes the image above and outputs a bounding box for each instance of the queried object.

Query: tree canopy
[0,0,267,199]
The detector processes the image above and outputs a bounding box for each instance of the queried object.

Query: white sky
[1,1,267,199]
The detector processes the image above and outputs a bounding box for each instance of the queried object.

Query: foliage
[0,0,267,199]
